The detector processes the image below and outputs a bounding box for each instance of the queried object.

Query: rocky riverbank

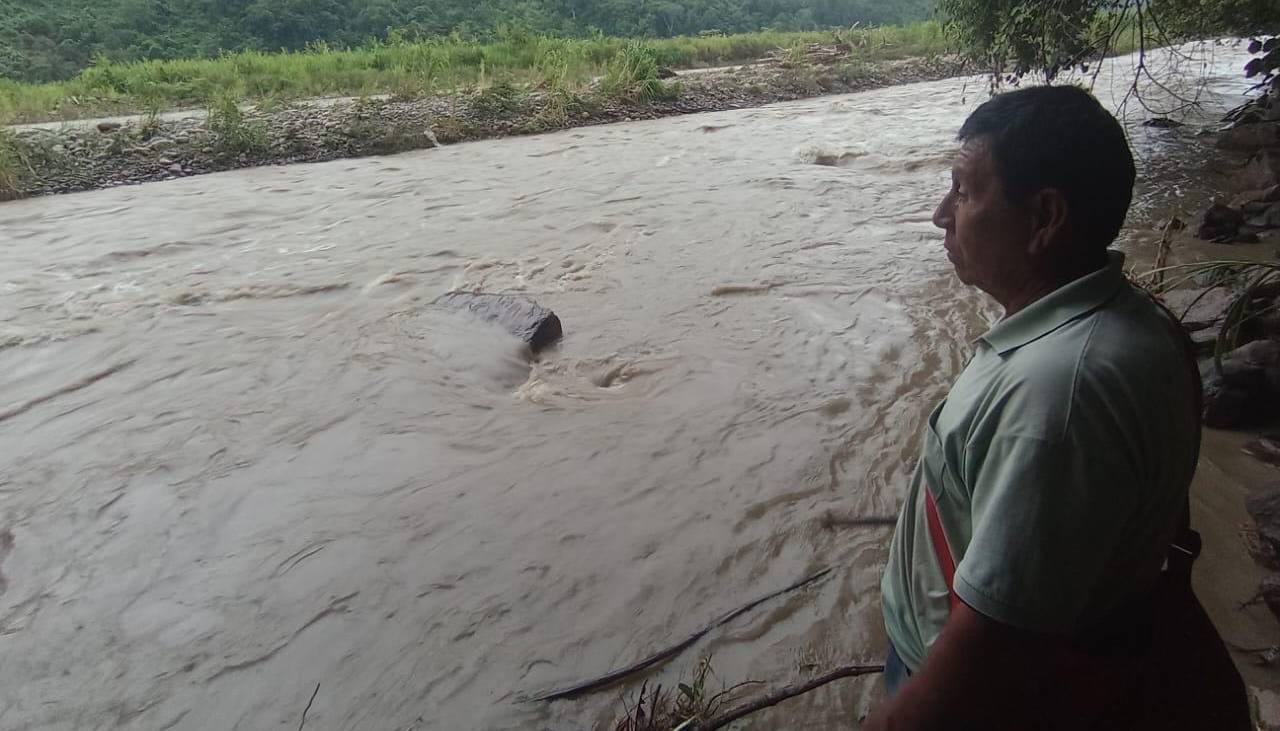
[1170,108,1280,432]
[0,52,964,201]
[1148,78,1280,723]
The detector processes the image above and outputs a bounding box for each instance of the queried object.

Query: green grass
[205,90,267,156]
[600,41,679,102]
[0,22,950,123]
[613,657,747,731]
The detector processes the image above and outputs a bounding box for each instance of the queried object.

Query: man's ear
[1026,188,1069,256]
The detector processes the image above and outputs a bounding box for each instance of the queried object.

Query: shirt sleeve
[951,421,1139,634]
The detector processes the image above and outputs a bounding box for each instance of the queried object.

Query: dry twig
[690,664,884,731]
[529,568,833,702]
[297,683,321,731]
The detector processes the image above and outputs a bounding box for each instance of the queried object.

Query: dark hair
[958,85,1136,251]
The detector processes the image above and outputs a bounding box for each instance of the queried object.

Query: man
[865,86,1246,729]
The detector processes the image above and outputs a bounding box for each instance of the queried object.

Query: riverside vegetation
[0,28,963,201]
[0,0,936,84]
[0,23,949,123]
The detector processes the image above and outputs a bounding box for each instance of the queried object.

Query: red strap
[925,488,963,614]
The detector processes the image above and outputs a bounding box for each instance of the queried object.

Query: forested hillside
[0,0,933,82]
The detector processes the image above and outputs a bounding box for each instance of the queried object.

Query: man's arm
[864,600,1066,731]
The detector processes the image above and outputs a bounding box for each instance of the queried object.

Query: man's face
[933,139,1035,298]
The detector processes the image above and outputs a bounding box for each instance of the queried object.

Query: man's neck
[999,252,1110,317]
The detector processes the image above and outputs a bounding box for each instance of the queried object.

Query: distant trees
[0,0,936,83]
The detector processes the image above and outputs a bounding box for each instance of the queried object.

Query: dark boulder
[97,121,122,133]
[1235,338,1280,390]
[657,67,678,79]
[1200,339,1280,428]
[1196,202,1245,242]
[1143,117,1184,129]
[1201,361,1272,427]
[435,292,563,352]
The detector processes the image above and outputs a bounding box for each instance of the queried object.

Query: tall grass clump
[537,46,571,89]
[782,42,812,68]
[600,42,678,102]
[1140,260,1280,365]
[206,91,267,156]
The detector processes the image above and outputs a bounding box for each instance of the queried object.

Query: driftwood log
[435,292,563,352]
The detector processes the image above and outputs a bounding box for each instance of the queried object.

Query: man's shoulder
[983,284,1183,438]
[1012,282,1178,383]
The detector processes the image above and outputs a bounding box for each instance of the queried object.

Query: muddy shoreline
[2,55,965,201]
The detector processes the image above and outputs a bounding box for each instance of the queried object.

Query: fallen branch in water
[528,567,833,702]
[690,664,884,731]
[819,513,897,529]
[297,682,320,731]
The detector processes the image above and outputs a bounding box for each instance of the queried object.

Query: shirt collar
[980,251,1127,356]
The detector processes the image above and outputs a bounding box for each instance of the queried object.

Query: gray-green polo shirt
[881,252,1198,672]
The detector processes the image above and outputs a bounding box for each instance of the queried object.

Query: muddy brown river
[0,43,1264,730]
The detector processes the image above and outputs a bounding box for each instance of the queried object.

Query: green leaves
[938,0,1280,83]
[1244,40,1279,79]
[938,0,1106,80]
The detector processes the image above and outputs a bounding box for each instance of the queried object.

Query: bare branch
[528,568,833,702]
[689,665,884,731]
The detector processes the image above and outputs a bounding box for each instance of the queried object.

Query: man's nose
[932,194,953,230]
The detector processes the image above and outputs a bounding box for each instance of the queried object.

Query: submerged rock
[435,292,563,352]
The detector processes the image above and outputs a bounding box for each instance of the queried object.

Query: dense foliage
[936,0,1280,79]
[0,0,934,82]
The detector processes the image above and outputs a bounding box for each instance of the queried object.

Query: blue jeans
[884,642,911,697]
